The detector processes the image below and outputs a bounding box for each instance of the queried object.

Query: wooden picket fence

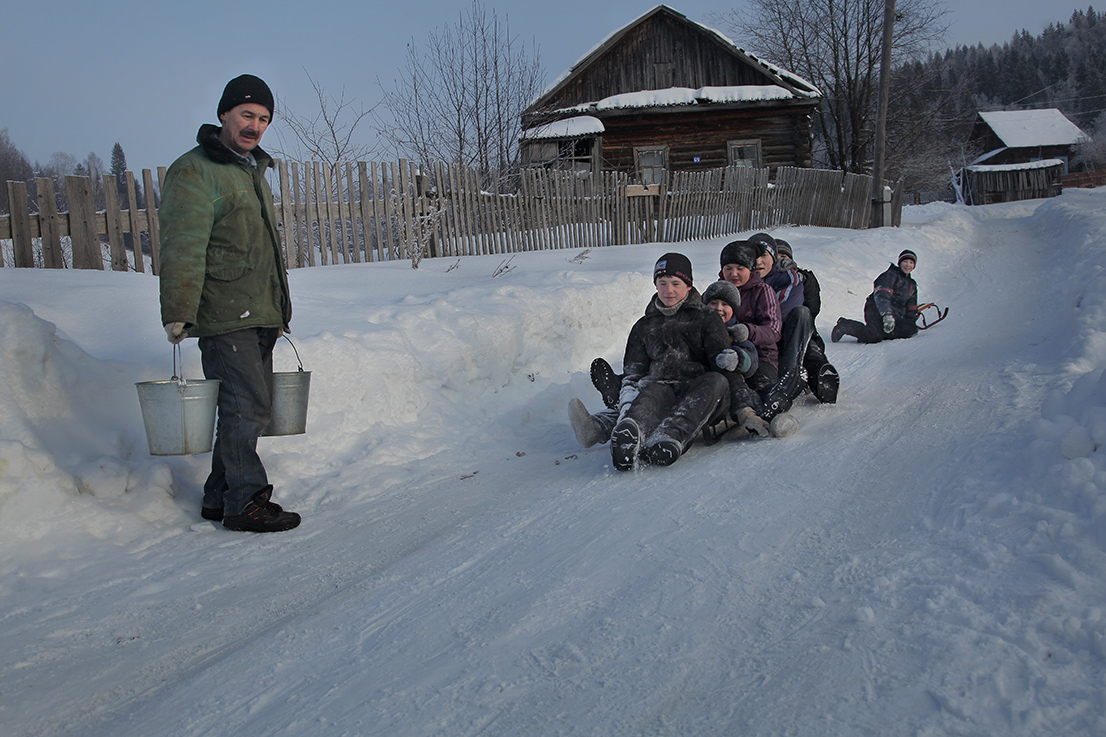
[0,160,889,271]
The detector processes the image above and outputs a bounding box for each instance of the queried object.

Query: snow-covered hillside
[1,190,1104,736]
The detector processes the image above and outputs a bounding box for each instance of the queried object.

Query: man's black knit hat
[218,74,275,118]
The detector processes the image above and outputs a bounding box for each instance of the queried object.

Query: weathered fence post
[277,159,295,268]
[6,181,34,267]
[345,163,361,264]
[124,172,144,272]
[36,178,65,268]
[290,162,310,267]
[64,175,102,269]
[101,174,129,271]
[143,169,162,274]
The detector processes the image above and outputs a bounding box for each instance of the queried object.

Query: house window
[525,142,559,166]
[728,139,762,169]
[635,146,669,186]
[524,138,597,175]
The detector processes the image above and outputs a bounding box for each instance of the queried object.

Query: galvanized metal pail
[264,370,311,436]
[262,335,311,436]
[136,377,220,455]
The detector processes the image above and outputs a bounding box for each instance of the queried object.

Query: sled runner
[916,302,949,329]
[702,418,740,445]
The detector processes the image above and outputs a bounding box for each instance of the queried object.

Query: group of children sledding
[568,236,923,471]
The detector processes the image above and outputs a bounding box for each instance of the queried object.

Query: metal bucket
[135,378,220,455]
[263,370,311,436]
[262,335,311,436]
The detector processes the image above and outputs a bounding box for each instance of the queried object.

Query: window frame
[634,145,670,186]
[727,139,763,169]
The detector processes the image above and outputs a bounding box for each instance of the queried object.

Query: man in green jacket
[159,74,300,533]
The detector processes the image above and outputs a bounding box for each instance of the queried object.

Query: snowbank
[2,191,1105,736]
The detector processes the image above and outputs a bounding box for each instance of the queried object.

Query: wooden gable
[524,5,818,121]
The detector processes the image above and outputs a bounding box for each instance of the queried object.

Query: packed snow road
[1,193,1104,736]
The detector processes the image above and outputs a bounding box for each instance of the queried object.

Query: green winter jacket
[158,124,291,337]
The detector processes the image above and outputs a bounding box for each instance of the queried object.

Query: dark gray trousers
[622,373,730,451]
[199,327,280,515]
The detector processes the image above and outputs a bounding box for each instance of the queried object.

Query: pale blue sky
[2,1,1095,174]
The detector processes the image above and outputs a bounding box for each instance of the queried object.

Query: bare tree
[272,71,379,168]
[70,152,107,209]
[33,152,79,213]
[0,129,34,214]
[883,56,981,201]
[378,0,543,184]
[44,151,79,177]
[1074,111,1106,171]
[714,0,947,173]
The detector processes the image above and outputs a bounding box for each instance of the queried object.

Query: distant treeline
[888,7,1106,197]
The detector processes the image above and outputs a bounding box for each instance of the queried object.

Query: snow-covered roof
[696,85,795,103]
[965,158,1065,173]
[520,115,605,140]
[592,85,794,111]
[978,109,1089,148]
[535,85,800,121]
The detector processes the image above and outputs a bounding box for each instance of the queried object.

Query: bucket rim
[136,378,221,387]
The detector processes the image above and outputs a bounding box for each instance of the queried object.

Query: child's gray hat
[701,280,741,312]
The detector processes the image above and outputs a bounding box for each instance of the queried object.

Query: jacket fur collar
[196,123,274,168]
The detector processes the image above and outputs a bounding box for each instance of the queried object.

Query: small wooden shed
[519,5,821,184]
[957,159,1065,206]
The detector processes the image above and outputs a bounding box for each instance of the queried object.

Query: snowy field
[2,189,1105,736]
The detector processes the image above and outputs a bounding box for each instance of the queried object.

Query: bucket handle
[171,342,189,389]
[279,333,305,372]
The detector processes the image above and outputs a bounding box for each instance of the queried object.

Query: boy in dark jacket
[575,279,765,444]
[755,236,840,413]
[753,235,810,417]
[569,253,732,470]
[611,253,732,469]
[774,239,838,403]
[832,249,920,344]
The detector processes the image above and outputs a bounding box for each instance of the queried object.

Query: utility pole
[870,0,896,228]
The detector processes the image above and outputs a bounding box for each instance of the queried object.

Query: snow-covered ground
[2,190,1105,736]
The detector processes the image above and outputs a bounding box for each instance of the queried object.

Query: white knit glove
[164,322,188,344]
[882,314,895,334]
